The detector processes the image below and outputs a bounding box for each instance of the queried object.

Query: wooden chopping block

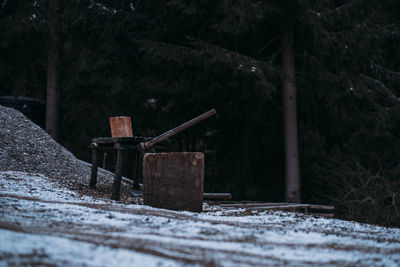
[143,152,204,212]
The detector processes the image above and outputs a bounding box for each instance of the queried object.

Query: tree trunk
[282,30,301,203]
[45,0,61,141]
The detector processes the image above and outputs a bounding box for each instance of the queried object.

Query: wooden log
[218,202,298,208]
[109,116,133,137]
[229,204,308,210]
[308,204,335,210]
[218,202,335,211]
[203,193,232,200]
[143,152,204,212]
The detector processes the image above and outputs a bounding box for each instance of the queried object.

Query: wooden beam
[218,202,334,211]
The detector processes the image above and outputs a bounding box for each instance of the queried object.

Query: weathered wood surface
[217,202,335,217]
[109,116,133,137]
[92,136,151,144]
[218,202,334,210]
[102,152,107,169]
[143,152,204,212]
[111,144,124,200]
[89,144,98,188]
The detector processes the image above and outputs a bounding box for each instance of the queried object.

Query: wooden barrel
[109,116,133,137]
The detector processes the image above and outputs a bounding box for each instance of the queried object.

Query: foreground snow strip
[1,171,400,266]
[0,229,180,267]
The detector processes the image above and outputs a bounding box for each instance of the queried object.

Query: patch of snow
[0,229,182,267]
[0,171,98,203]
[1,171,400,266]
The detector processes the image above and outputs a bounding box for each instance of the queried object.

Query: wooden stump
[143,152,204,212]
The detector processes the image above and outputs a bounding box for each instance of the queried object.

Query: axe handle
[141,109,216,150]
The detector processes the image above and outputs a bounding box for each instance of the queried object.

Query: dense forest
[1,0,400,226]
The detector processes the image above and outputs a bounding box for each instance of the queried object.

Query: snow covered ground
[1,171,400,266]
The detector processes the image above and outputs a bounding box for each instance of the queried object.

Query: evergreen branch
[266,48,281,65]
[132,37,278,93]
[185,36,273,72]
[185,36,278,90]
[132,38,194,54]
[313,0,359,17]
[359,73,399,102]
[0,0,7,16]
[257,35,280,55]
[370,62,400,78]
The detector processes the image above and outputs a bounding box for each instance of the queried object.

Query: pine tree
[133,0,400,225]
[45,0,61,141]
[0,0,47,98]
[2,0,399,225]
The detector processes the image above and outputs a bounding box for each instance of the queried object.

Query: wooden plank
[143,152,204,212]
[308,204,335,210]
[238,204,309,210]
[109,116,133,137]
[218,202,335,211]
[93,137,150,144]
[220,202,308,208]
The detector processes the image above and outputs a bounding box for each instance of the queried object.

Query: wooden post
[133,149,142,190]
[111,143,124,200]
[143,152,204,212]
[89,143,98,188]
[102,152,107,169]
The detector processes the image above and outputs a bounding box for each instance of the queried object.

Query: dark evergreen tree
[0,0,47,98]
[45,0,61,141]
[1,0,399,226]
[132,0,400,225]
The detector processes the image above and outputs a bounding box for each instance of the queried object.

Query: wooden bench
[89,136,153,200]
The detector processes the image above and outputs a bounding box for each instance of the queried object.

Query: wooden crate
[143,152,204,212]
